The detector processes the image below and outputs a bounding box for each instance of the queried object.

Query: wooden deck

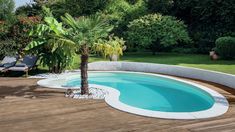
[0,77,235,132]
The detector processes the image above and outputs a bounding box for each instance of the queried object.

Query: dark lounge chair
[8,56,38,76]
[0,56,17,72]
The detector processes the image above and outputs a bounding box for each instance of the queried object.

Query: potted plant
[209,48,219,60]
[94,36,125,61]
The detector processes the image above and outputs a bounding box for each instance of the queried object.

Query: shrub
[127,13,191,54]
[0,21,11,39]
[0,40,17,58]
[25,8,75,73]
[215,36,235,59]
[7,16,42,56]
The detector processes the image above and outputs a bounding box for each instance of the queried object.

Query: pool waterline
[37,71,229,119]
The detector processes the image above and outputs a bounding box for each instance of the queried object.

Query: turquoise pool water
[65,72,215,112]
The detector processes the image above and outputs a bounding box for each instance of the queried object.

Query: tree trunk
[80,45,89,95]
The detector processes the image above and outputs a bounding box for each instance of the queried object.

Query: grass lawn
[34,52,235,75]
[121,52,235,75]
[68,52,235,75]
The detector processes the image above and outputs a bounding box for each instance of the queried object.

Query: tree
[8,16,42,57]
[103,0,147,36]
[127,14,191,54]
[172,0,235,53]
[45,0,110,19]
[147,0,174,14]
[0,0,15,21]
[26,7,119,94]
[33,0,59,6]
[61,13,113,94]
[15,4,41,16]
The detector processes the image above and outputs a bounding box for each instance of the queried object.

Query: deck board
[0,77,235,132]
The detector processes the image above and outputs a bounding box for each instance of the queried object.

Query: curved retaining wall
[88,61,235,89]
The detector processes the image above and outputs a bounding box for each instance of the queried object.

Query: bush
[215,36,235,59]
[6,16,42,56]
[127,13,191,54]
[0,40,17,58]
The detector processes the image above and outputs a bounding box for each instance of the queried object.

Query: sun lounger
[0,56,17,72]
[8,56,38,76]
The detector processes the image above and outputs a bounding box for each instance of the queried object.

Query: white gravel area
[30,70,108,99]
[65,87,108,100]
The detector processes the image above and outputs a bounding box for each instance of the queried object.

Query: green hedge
[215,37,235,59]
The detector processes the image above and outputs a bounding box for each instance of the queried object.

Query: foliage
[0,0,15,22]
[0,21,11,39]
[0,15,41,58]
[15,4,42,17]
[25,7,76,73]
[94,36,125,59]
[0,0,16,57]
[33,0,59,5]
[147,0,174,14]
[61,13,117,94]
[9,0,235,55]
[15,0,60,17]
[61,13,113,50]
[0,40,17,58]
[215,36,235,60]
[103,0,147,35]
[8,16,42,56]
[172,0,235,53]
[127,14,191,54]
[48,0,110,18]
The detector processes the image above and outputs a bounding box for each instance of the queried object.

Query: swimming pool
[38,71,229,119]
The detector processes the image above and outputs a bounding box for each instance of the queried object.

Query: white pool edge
[37,71,229,119]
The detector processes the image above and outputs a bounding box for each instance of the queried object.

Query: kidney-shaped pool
[38,71,229,119]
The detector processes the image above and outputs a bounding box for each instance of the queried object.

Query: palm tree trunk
[80,45,89,95]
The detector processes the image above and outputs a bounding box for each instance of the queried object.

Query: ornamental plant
[25,7,76,73]
[215,36,235,59]
[127,13,191,54]
[94,35,125,61]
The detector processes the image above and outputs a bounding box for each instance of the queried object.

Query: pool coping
[37,71,229,119]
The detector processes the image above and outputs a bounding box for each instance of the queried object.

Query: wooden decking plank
[0,77,235,132]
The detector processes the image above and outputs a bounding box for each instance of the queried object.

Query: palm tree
[27,7,118,95]
[61,13,113,95]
